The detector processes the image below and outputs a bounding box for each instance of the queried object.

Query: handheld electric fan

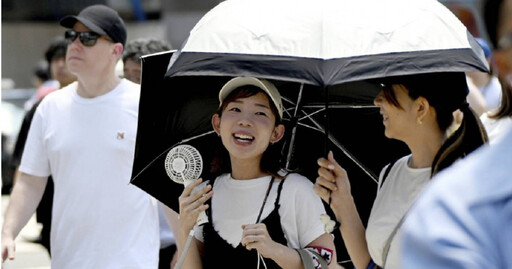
[164,144,207,269]
[164,144,207,225]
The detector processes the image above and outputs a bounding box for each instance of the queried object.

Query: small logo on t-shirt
[117,132,125,140]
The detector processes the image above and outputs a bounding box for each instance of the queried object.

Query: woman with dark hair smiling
[314,72,488,269]
[176,77,337,269]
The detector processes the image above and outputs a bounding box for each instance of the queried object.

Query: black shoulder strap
[274,177,286,207]
[255,177,276,223]
[380,159,398,189]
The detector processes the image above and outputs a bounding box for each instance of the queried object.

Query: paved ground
[1,195,51,269]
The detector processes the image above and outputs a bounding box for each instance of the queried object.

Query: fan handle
[183,177,208,226]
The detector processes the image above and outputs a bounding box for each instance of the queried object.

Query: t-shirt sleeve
[279,174,327,248]
[18,104,51,177]
[194,224,204,242]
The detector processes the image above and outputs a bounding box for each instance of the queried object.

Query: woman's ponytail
[431,102,488,176]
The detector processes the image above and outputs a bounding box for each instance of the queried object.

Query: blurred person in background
[466,38,502,112]
[24,61,58,111]
[122,38,172,84]
[24,60,59,110]
[479,0,512,144]
[32,61,51,89]
[9,36,77,255]
[24,37,76,111]
[45,36,77,89]
[122,37,177,269]
[1,5,159,268]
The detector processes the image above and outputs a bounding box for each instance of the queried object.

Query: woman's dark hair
[45,36,68,64]
[380,72,488,177]
[210,86,285,179]
[39,36,68,79]
[34,60,50,81]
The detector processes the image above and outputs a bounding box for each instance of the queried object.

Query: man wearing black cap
[1,5,159,268]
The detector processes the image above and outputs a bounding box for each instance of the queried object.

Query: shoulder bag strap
[381,212,408,268]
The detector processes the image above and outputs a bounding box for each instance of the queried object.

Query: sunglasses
[64,30,110,47]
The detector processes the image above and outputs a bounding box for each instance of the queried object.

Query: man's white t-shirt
[194,173,327,249]
[366,155,430,269]
[19,80,159,268]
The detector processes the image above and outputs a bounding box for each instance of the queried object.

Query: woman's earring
[417,118,423,125]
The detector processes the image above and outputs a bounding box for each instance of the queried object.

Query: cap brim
[219,77,283,120]
[60,15,108,37]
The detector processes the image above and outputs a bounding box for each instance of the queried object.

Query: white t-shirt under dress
[195,172,327,250]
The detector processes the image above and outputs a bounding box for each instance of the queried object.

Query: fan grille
[164,144,203,184]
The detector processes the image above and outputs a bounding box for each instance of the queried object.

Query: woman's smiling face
[374,84,417,141]
[213,91,284,164]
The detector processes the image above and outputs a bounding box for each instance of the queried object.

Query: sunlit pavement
[1,195,51,269]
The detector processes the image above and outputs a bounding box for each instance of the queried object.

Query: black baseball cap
[60,4,127,46]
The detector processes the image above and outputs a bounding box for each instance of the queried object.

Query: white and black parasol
[167,0,488,86]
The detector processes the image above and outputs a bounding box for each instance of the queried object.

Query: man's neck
[76,74,121,98]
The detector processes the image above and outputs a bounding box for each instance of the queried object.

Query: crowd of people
[1,0,511,268]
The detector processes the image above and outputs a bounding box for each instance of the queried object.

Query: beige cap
[219,77,284,120]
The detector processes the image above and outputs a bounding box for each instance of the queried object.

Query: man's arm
[2,172,48,262]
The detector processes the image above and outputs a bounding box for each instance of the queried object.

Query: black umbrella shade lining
[167,47,488,87]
